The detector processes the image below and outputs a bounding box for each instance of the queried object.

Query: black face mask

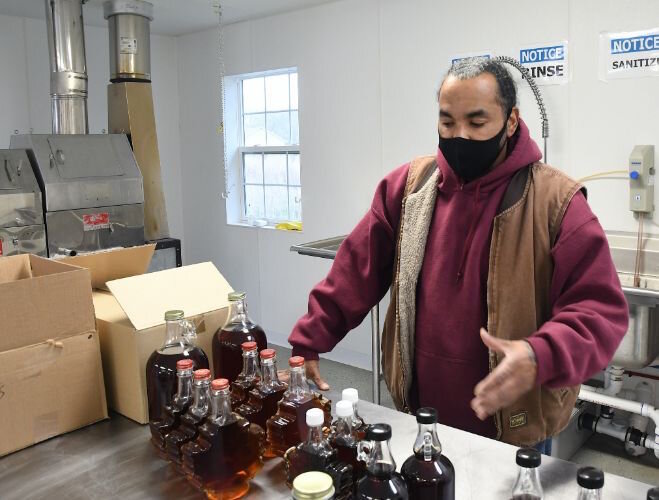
[438,120,509,183]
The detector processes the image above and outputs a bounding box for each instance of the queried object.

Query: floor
[272,343,659,486]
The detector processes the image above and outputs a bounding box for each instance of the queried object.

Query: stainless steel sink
[607,231,659,368]
[614,287,659,368]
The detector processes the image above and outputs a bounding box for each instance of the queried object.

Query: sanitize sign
[599,27,659,80]
[518,42,569,85]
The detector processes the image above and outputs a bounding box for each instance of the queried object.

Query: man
[288,58,628,448]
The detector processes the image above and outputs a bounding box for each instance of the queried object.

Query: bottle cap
[241,341,257,351]
[260,348,276,359]
[193,369,211,381]
[416,407,437,425]
[648,487,659,500]
[336,400,353,418]
[306,408,324,427]
[211,378,229,391]
[176,359,194,371]
[577,467,604,489]
[228,291,247,301]
[516,448,541,468]
[341,388,359,403]
[289,356,305,368]
[365,423,391,441]
[292,471,335,500]
[164,310,184,321]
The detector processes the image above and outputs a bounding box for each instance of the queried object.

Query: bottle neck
[285,366,312,402]
[175,370,193,404]
[335,415,356,445]
[512,466,543,498]
[191,380,211,418]
[577,488,602,500]
[306,423,325,445]
[358,440,396,477]
[260,358,283,391]
[211,387,236,426]
[229,299,249,324]
[164,319,183,345]
[351,400,362,427]
[413,423,442,461]
[240,351,261,380]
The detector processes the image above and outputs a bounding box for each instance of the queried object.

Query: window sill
[226,220,304,234]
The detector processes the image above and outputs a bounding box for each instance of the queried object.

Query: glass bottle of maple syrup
[331,400,366,493]
[236,348,287,443]
[266,356,332,457]
[181,378,265,500]
[356,423,409,500]
[230,341,262,407]
[213,292,267,382]
[146,310,209,422]
[285,408,353,499]
[401,407,455,500]
[340,388,367,439]
[149,358,195,458]
[165,368,212,471]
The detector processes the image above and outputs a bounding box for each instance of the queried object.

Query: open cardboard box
[0,254,107,457]
[66,246,233,424]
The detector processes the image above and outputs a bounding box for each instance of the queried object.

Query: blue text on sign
[610,34,659,54]
[520,45,565,63]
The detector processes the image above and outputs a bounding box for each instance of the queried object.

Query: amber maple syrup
[146,310,208,422]
[212,292,267,383]
[235,348,287,444]
[181,378,265,500]
[149,358,195,458]
[265,356,331,458]
[284,408,353,500]
[230,341,261,407]
[165,368,212,472]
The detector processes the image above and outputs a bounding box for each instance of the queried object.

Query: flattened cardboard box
[73,247,233,424]
[0,255,107,457]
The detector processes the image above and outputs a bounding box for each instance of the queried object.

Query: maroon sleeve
[526,192,629,388]
[288,164,410,360]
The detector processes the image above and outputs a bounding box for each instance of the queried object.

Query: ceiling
[0,0,337,36]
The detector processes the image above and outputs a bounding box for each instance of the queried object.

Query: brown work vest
[381,155,585,446]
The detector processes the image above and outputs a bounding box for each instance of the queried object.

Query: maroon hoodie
[289,119,628,437]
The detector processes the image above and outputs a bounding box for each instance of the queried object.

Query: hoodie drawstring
[457,181,482,282]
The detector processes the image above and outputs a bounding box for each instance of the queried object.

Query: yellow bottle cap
[292,471,335,500]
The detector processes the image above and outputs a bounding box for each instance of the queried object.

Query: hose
[634,212,644,288]
[495,56,548,162]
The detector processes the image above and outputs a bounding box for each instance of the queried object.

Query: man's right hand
[277,359,330,391]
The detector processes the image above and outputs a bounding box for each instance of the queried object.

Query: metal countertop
[0,392,653,499]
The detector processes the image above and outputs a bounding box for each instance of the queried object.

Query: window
[238,69,301,224]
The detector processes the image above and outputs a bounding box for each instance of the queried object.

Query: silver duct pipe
[45,0,89,134]
[103,0,154,83]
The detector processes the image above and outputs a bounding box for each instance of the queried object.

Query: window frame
[237,68,301,225]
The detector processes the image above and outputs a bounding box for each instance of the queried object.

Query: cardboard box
[72,247,233,424]
[0,255,108,457]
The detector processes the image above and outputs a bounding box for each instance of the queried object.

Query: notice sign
[600,28,659,80]
[519,42,569,85]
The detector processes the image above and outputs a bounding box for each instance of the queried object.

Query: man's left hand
[471,328,538,421]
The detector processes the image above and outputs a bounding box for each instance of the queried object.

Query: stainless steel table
[291,237,382,406]
[0,394,652,499]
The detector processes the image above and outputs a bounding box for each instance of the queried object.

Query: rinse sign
[600,27,659,80]
[518,41,569,85]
